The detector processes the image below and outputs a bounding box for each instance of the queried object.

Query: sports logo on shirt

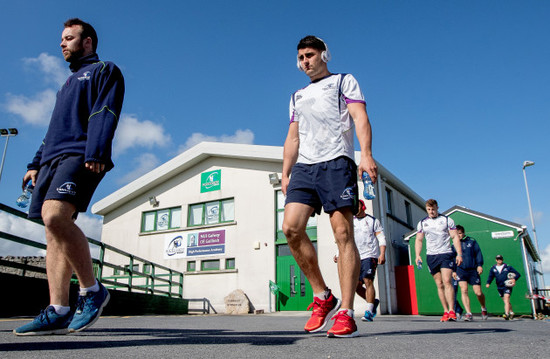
[295,94,303,101]
[57,182,77,196]
[78,71,91,81]
[322,83,335,91]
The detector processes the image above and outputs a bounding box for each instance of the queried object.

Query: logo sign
[491,231,514,239]
[201,170,221,193]
[164,229,226,259]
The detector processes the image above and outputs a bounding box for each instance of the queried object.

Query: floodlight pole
[0,128,18,186]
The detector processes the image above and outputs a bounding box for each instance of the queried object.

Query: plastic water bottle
[361,171,375,200]
[416,260,423,270]
[16,183,34,208]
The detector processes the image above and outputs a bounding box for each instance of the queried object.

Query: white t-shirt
[289,73,365,164]
[354,214,384,260]
[417,214,456,255]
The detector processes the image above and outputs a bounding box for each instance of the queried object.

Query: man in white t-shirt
[415,199,463,322]
[282,35,377,338]
[334,200,386,322]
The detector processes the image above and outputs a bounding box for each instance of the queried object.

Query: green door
[276,244,313,311]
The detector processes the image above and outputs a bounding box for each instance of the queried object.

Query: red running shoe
[304,291,341,333]
[440,312,449,322]
[448,311,457,321]
[327,310,359,338]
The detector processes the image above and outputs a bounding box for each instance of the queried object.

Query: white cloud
[178,129,255,153]
[23,52,71,86]
[116,153,161,185]
[5,89,56,126]
[0,211,46,257]
[114,114,172,154]
[512,211,544,227]
[539,244,550,275]
[75,213,103,241]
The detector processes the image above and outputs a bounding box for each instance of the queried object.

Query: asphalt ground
[1,312,548,358]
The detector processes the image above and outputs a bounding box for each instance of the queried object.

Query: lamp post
[0,128,18,185]
[522,160,545,289]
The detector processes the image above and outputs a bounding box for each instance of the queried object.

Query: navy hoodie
[28,53,125,171]
[455,236,484,270]
[487,264,521,289]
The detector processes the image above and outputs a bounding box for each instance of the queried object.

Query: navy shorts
[29,154,105,219]
[285,156,358,215]
[456,268,481,285]
[426,252,456,275]
[359,257,378,281]
[497,287,513,297]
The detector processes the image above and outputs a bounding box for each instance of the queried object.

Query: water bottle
[416,259,423,270]
[16,183,34,208]
[361,171,375,200]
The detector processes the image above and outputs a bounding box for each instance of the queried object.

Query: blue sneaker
[361,310,374,322]
[68,282,110,332]
[13,306,72,336]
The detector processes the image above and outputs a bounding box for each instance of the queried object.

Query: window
[405,201,413,226]
[143,264,152,274]
[226,258,235,270]
[187,261,196,272]
[201,259,220,271]
[141,207,182,232]
[385,188,393,215]
[188,198,234,226]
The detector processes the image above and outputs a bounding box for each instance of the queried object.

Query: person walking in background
[486,255,521,320]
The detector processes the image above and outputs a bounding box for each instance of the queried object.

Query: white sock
[366,302,374,312]
[340,308,354,317]
[481,307,487,311]
[50,305,70,315]
[80,279,99,294]
[314,289,331,300]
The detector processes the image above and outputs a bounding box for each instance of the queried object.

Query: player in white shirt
[282,35,377,338]
[334,200,386,322]
[415,199,463,322]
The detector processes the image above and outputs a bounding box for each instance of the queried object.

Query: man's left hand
[85,161,105,173]
[378,254,386,265]
[358,155,378,184]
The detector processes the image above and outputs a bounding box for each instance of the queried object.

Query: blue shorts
[426,252,456,275]
[497,287,513,297]
[456,268,481,286]
[285,156,358,215]
[359,257,378,281]
[29,154,105,219]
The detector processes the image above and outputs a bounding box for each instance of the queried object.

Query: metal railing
[0,203,183,298]
[186,298,217,314]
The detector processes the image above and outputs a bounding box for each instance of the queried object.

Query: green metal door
[276,244,313,311]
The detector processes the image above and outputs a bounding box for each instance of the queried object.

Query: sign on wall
[164,229,226,259]
[200,170,221,193]
[491,230,515,239]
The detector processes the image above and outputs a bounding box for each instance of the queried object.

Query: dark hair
[456,225,465,232]
[425,199,438,207]
[64,18,98,52]
[297,35,326,52]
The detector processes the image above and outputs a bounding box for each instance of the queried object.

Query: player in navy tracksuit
[486,255,521,320]
[14,18,124,336]
[454,225,488,321]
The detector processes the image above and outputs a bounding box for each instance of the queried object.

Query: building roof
[92,141,425,216]
[402,205,540,261]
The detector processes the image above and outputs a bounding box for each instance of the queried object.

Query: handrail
[0,203,184,299]
[186,298,217,314]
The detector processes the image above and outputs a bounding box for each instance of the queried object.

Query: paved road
[1,313,548,358]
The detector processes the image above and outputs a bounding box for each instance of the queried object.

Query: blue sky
[0,1,549,284]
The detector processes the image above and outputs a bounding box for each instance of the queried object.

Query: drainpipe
[376,177,393,315]
[520,232,536,319]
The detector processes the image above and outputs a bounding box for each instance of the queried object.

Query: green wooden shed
[404,206,541,317]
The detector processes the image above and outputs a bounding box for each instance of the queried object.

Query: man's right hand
[22,170,38,190]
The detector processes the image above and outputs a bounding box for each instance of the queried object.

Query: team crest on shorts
[57,182,77,196]
[340,186,355,200]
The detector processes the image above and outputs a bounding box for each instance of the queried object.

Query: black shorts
[285,156,358,215]
[359,257,378,281]
[29,154,105,219]
[497,287,513,297]
[456,268,481,286]
[426,252,456,275]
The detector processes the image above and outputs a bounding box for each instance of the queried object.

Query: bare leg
[472,284,487,308]
[503,293,512,314]
[42,200,96,306]
[459,281,472,313]
[283,202,326,293]
[441,268,455,312]
[330,208,359,310]
[363,278,375,304]
[433,272,449,312]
